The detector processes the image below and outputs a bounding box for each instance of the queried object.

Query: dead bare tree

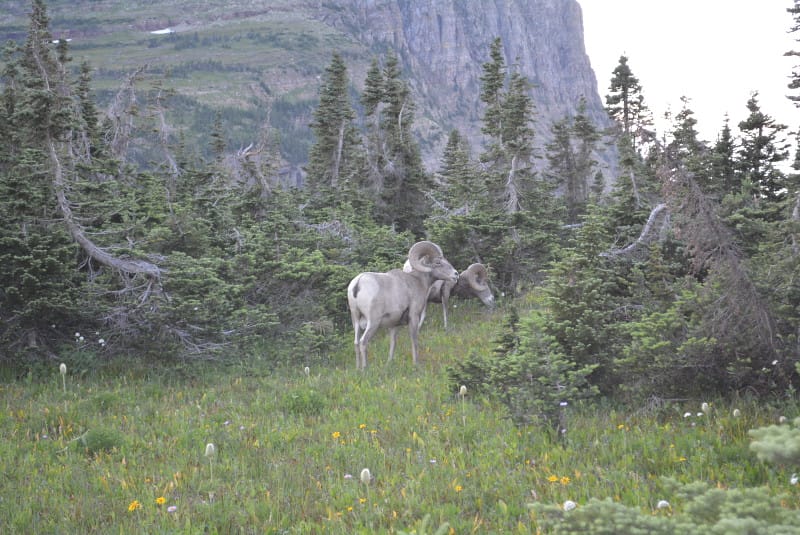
[660,160,778,362]
[104,65,147,161]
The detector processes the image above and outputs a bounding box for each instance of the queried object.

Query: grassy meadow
[1,300,799,533]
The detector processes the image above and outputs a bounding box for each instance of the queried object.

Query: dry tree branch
[601,203,670,259]
[104,65,147,160]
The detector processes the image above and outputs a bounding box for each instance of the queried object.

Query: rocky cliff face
[1,0,609,175]
[315,0,609,169]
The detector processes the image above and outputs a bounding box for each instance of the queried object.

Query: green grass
[1,301,799,533]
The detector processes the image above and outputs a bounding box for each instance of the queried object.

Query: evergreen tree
[306,52,363,201]
[666,97,707,172]
[496,68,536,213]
[707,116,738,198]
[209,110,226,161]
[736,92,790,203]
[433,39,561,295]
[787,0,800,106]
[541,208,631,394]
[436,129,484,215]
[480,37,506,140]
[605,55,652,152]
[0,0,89,359]
[545,97,601,223]
[360,52,431,235]
[603,55,658,220]
[361,57,384,117]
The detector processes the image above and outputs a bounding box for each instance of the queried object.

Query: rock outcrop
[314,0,610,168]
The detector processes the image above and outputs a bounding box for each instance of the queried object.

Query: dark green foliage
[436,129,485,215]
[0,2,95,360]
[540,208,634,394]
[360,52,432,236]
[306,52,364,207]
[531,498,675,534]
[76,427,124,455]
[545,97,601,223]
[479,37,505,139]
[707,118,737,197]
[449,308,597,429]
[1,1,799,406]
[281,388,326,416]
[749,417,800,466]
[605,55,651,149]
[736,92,790,203]
[448,308,521,397]
[430,38,563,295]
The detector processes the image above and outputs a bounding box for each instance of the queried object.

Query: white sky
[580,1,799,143]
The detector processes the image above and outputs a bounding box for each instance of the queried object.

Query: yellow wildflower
[331,431,341,440]
[155,496,166,505]
[547,475,558,482]
[359,423,367,429]
[560,476,571,485]
[128,500,141,512]
[454,484,463,492]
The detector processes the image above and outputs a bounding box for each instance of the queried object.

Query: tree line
[1,0,799,407]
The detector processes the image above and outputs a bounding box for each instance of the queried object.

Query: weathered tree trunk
[601,203,669,259]
[49,140,163,279]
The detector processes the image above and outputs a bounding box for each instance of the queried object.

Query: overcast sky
[580,1,798,143]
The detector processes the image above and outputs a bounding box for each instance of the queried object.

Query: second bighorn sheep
[347,241,458,370]
[404,261,495,329]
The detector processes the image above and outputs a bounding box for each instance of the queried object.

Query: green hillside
[1,0,367,164]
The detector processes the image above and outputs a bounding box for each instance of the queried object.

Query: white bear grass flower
[360,467,371,485]
[205,443,216,481]
[59,363,67,394]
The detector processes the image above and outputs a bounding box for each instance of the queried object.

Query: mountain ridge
[0,0,612,177]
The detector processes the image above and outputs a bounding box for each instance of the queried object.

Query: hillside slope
[0,0,611,177]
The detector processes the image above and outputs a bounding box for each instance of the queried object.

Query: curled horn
[463,263,489,291]
[407,241,443,273]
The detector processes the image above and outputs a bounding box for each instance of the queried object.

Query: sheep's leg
[353,323,361,369]
[442,300,448,331]
[408,322,420,365]
[358,322,380,370]
[387,327,399,362]
[351,311,365,369]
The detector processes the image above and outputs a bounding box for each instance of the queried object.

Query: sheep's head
[460,263,495,307]
[407,241,458,283]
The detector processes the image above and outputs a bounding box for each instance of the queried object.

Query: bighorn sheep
[403,261,494,329]
[347,241,458,370]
